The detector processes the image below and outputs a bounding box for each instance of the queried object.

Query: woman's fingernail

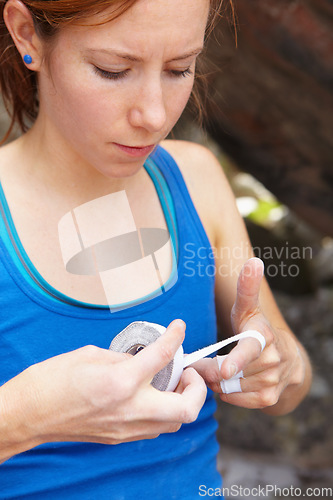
[228,362,238,379]
[171,319,186,331]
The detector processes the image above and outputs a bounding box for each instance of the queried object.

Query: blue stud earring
[23,54,33,65]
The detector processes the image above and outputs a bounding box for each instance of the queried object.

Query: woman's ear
[4,0,43,71]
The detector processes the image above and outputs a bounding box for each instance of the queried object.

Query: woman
[0,0,312,498]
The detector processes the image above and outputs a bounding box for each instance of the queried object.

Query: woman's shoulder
[160,139,233,197]
[160,139,221,177]
[160,139,238,246]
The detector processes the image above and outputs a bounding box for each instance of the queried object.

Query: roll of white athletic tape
[109,322,266,392]
[109,322,184,392]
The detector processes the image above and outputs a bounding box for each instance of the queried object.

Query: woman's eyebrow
[166,48,203,62]
[85,47,203,62]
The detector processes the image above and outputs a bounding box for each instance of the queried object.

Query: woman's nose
[128,78,167,133]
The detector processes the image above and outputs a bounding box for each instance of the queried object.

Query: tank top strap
[149,145,212,251]
[0,153,179,308]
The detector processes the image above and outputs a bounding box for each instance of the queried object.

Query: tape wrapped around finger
[217,355,244,394]
[109,322,266,392]
[220,377,243,394]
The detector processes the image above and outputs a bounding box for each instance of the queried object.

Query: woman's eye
[168,68,193,78]
[93,65,193,80]
[93,66,129,80]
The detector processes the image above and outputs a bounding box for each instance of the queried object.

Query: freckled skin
[34,0,209,179]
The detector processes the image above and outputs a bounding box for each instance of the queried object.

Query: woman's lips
[113,143,155,157]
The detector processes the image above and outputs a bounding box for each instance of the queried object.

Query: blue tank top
[0,145,222,499]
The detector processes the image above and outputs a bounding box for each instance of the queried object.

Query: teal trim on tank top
[0,156,178,309]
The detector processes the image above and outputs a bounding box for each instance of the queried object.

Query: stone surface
[202,0,333,236]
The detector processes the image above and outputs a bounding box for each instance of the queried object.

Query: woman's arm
[162,140,312,415]
[0,320,206,464]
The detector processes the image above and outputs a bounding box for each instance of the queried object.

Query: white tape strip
[183,330,266,368]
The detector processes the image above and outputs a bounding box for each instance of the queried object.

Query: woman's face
[37,0,210,177]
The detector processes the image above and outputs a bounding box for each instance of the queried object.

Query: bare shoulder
[161,139,225,185]
[160,139,238,246]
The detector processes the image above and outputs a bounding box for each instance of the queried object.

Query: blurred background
[174,0,333,497]
[1,0,332,497]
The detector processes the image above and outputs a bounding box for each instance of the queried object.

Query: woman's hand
[0,319,207,463]
[192,258,311,414]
